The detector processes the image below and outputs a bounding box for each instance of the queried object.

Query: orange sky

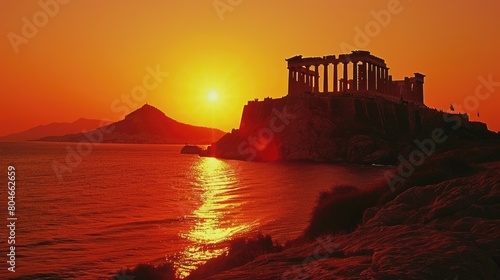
[1,0,500,136]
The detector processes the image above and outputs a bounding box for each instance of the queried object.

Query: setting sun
[208,91,219,102]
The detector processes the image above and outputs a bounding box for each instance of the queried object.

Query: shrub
[114,263,177,280]
[304,184,384,239]
[186,234,282,280]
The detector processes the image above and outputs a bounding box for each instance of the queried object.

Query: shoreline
[206,160,500,279]
[116,142,500,279]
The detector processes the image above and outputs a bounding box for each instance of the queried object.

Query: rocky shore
[207,160,500,279]
[116,143,500,280]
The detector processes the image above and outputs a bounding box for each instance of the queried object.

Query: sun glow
[208,91,219,102]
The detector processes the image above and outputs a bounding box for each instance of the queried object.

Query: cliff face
[211,95,493,164]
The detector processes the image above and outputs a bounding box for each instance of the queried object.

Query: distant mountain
[38,104,226,144]
[0,118,104,142]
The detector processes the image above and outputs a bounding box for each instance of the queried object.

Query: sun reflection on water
[175,157,252,278]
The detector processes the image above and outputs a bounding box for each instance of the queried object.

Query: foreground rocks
[207,162,500,279]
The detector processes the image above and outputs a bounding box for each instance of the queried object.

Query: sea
[0,142,391,279]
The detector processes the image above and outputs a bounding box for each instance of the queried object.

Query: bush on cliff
[115,263,176,280]
[186,234,282,280]
[112,234,282,280]
[304,183,385,239]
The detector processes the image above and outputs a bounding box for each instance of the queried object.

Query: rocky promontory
[208,94,496,164]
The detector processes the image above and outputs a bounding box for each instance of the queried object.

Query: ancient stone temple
[286,50,425,105]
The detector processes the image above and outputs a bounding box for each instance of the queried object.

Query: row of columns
[288,61,390,94]
[350,61,390,93]
[289,68,319,94]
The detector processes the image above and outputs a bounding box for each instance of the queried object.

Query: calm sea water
[0,142,390,279]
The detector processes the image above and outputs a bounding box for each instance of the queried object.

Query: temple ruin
[286,50,425,105]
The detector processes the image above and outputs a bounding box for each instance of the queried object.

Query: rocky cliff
[210,95,495,164]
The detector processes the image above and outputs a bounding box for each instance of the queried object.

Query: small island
[180,145,203,154]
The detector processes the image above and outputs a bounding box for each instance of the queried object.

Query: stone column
[323,63,329,93]
[306,72,311,91]
[366,63,371,91]
[299,69,304,93]
[343,62,348,91]
[378,67,384,93]
[368,63,374,91]
[358,61,366,91]
[303,67,306,87]
[314,64,320,93]
[385,68,390,93]
[333,63,338,93]
[376,65,381,92]
[352,61,358,92]
[307,66,312,92]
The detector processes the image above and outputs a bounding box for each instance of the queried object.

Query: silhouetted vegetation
[111,234,282,280]
[304,183,385,239]
[303,142,500,240]
[187,234,282,280]
[115,263,176,280]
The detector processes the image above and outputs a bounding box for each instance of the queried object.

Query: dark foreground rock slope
[207,162,500,279]
[38,104,226,144]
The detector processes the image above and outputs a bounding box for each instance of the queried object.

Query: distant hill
[0,118,104,142]
[38,104,226,144]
